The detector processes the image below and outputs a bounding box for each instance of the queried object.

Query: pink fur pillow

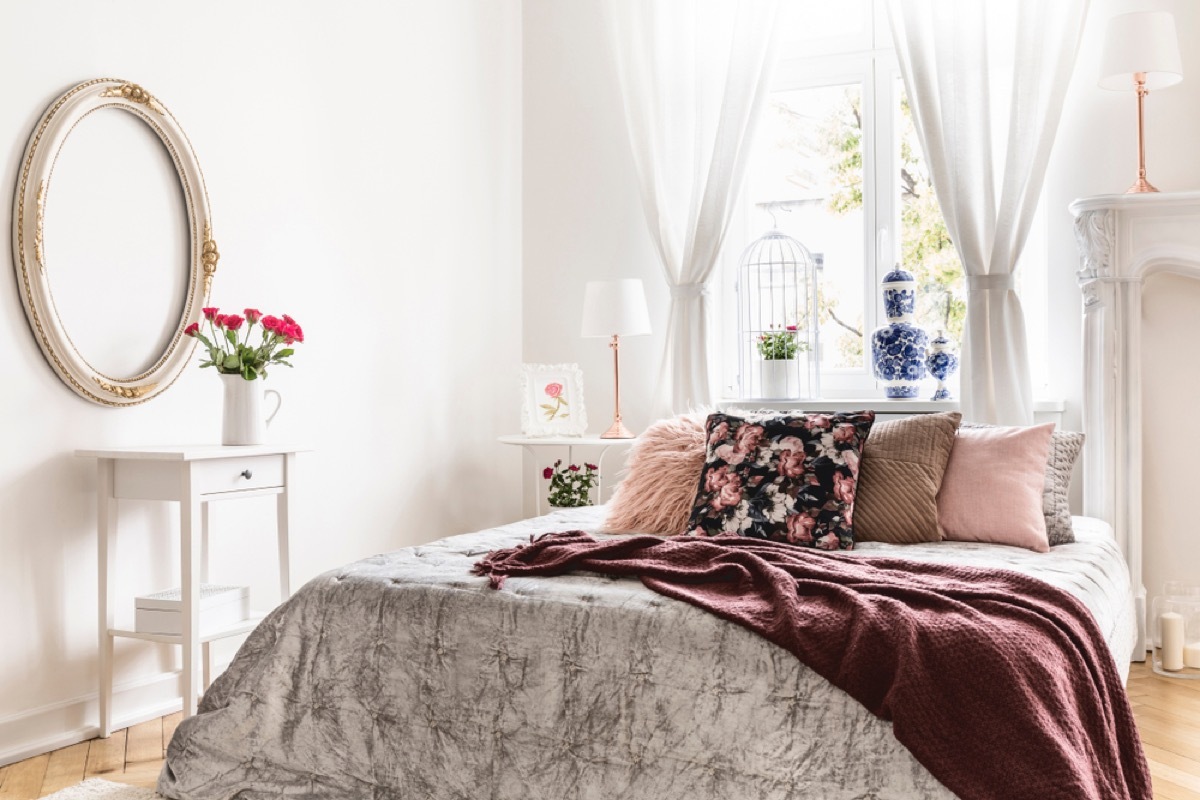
[602,414,707,535]
[937,423,1055,553]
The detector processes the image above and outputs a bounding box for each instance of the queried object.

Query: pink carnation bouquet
[186,307,304,381]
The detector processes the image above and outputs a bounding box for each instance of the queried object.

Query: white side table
[75,444,307,737]
[498,435,637,515]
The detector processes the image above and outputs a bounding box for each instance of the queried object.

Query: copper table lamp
[581,279,651,439]
[1099,11,1182,194]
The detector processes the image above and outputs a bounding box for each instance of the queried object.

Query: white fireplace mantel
[1070,190,1200,658]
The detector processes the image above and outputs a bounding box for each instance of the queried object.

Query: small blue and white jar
[870,267,928,399]
[926,331,959,401]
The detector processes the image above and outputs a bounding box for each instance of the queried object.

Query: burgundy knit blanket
[473,531,1150,800]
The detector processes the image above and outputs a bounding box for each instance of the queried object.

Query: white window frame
[717,1,1049,401]
[720,8,902,399]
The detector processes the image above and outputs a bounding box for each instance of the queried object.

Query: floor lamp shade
[581,280,651,338]
[581,279,650,439]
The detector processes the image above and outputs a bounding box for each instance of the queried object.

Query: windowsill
[718,398,1066,414]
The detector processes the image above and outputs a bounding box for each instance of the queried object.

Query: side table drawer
[194,455,284,495]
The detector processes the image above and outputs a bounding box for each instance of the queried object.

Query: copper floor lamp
[581,279,651,439]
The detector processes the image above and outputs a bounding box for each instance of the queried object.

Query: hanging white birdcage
[737,229,820,400]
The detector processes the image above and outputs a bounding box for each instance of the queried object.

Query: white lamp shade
[1099,11,1183,91]
[581,279,652,338]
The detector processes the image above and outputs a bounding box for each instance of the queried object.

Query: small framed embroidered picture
[520,363,588,436]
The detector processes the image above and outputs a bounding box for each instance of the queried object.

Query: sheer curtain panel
[888,0,1089,424]
[606,0,781,413]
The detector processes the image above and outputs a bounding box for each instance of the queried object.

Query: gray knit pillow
[962,424,1083,546]
[1042,431,1084,546]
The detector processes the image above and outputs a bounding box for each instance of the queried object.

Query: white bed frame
[1070,190,1200,660]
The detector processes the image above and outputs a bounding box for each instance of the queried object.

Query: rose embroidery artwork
[540,382,569,421]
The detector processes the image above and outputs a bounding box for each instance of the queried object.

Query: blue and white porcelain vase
[871,267,928,399]
[925,331,959,401]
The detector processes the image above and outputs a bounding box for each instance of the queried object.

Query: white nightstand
[498,435,637,515]
[76,444,308,737]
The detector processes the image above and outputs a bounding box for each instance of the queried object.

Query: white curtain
[888,0,1089,424]
[606,0,781,413]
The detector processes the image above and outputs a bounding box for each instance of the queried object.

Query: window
[718,0,967,398]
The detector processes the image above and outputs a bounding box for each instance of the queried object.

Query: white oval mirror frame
[12,78,219,406]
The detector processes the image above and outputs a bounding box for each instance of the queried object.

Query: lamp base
[600,419,636,439]
[1126,176,1160,194]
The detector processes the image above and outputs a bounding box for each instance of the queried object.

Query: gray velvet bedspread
[159,509,1135,800]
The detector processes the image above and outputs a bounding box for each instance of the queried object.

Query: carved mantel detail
[1074,208,1114,283]
[1069,190,1200,662]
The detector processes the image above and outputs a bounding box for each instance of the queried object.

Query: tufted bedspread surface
[159,508,1136,800]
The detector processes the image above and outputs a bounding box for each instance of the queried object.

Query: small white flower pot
[220,373,282,445]
[760,359,794,399]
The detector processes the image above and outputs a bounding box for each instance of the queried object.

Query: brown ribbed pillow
[853,412,962,544]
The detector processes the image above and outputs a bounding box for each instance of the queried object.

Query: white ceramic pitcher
[220,373,282,445]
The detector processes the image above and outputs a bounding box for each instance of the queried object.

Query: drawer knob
[240,469,253,480]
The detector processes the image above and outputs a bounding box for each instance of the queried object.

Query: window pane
[897,81,965,345]
[746,84,866,370]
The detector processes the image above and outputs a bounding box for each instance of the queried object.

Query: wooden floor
[0,713,179,798]
[0,662,1197,798]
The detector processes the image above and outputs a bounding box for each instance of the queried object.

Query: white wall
[0,0,522,762]
[523,0,663,437]
[523,0,1200,599]
[1045,0,1200,604]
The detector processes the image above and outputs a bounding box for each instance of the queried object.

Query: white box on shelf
[134,584,250,635]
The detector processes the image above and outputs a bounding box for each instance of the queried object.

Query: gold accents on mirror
[202,224,219,298]
[99,83,164,115]
[34,181,46,273]
[94,377,157,399]
[14,78,216,406]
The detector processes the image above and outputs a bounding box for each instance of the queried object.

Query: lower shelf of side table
[109,612,268,644]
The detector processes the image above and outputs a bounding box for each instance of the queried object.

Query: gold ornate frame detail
[11,78,217,406]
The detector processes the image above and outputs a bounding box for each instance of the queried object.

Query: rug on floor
[41,778,159,800]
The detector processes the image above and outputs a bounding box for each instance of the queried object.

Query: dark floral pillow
[686,411,875,549]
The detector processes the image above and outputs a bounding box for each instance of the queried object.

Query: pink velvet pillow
[937,423,1054,553]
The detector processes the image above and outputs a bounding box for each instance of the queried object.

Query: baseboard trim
[0,663,227,768]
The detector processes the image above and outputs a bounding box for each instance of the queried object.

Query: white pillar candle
[1161,612,1185,671]
[1184,642,1200,669]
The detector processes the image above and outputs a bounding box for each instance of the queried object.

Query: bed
[158,506,1136,800]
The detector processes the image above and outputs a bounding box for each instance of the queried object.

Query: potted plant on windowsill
[756,325,807,399]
